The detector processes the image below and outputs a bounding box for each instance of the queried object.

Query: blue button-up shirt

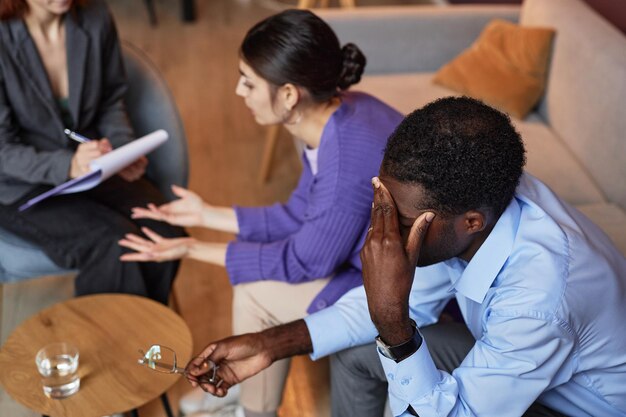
[305,174,626,416]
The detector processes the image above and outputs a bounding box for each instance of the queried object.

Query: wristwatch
[375,319,422,363]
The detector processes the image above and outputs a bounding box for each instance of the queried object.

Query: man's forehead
[379,176,428,214]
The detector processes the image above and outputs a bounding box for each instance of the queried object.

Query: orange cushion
[433,19,555,119]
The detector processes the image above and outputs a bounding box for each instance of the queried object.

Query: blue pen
[64,128,91,144]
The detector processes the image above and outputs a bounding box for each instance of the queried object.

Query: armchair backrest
[122,41,189,200]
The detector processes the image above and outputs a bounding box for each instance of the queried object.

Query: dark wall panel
[583,0,626,33]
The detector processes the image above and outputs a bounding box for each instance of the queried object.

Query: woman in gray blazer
[0,0,183,304]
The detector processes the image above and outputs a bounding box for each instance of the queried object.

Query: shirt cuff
[304,306,352,360]
[379,335,443,416]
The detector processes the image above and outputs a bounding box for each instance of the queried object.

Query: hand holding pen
[64,128,91,144]
[65,129,147,181]
[65,129,112,179]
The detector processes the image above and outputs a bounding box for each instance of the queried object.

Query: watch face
[375,337,394,360]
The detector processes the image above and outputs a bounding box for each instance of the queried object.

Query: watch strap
[376,319,422,363]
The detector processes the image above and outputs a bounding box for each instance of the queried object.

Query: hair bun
[337,43,366,90]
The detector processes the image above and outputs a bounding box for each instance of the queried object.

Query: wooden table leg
[161,393,175,417]
[299,0,356,7]
[182,0,196,22]
[144,0,157,25]
[298,0,316,8]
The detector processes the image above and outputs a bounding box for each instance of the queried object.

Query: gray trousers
[330,322,567,417]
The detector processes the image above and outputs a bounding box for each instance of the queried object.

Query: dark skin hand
[360,177,434,345]
[184,319,312,397]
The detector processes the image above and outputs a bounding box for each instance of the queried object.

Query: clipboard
[19,129,169,211]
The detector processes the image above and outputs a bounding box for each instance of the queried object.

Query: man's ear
[463,210,488,234]
[280,83,300,111]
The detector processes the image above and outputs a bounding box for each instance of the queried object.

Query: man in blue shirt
[185,97,626,417]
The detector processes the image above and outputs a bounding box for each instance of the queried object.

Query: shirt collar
[452,197,522,304]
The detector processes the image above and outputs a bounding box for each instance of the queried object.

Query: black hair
[240,9,366,102]
[382,97,526,217]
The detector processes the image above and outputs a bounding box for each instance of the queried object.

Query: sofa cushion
[320,5,521,75]
[358,73,457,115]
[575,203,626,256]
[514,114,605,206]
[521,0,626,210]
[433,19,555,119]
[356,72,605,206]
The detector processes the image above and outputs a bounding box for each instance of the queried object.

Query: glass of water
[35,342,80,399]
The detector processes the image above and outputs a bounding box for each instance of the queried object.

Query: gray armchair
[123,41,188,202]
[0,42,188,341]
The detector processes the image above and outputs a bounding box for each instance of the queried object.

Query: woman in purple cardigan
[119,9,402,417]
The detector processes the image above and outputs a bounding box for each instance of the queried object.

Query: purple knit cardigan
[226,92,402,313]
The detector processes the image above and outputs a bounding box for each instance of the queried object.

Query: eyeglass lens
[138,345,177,373]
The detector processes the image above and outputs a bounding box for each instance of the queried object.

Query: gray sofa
[319,0,626,255]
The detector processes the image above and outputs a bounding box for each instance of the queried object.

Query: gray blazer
[0,0,133,205]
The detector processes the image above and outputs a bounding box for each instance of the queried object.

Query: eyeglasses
[137,344,186,374]
[137,344,221,386]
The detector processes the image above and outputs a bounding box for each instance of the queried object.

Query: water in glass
[36,343,80,399]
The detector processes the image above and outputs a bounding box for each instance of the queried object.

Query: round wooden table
[0,294,193,417]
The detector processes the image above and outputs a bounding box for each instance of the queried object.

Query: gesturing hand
[360,177,434,345]
[118,227,195,262]
[185,333,273,398]
[131,185,205,227]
